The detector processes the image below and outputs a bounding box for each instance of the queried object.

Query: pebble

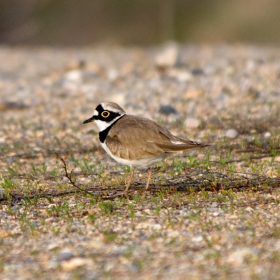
[48,243,60,251]
[225,129,238,138]
[155,44,179,69]
[207,207,220,212]
[192,236,203,242]
[5,157,15,163]
[185,118,200,128]
[207,207,223,216]
[191,68,204,75]
[227,248,253,265]
[1,45,280,280]
[61,257,93,271]
[263,131,271,138]
[89,239,105,249]
[58,251,74,262]
[107,68,119,81]
[47,204,57,209]
[151,224,162,230]
[0,187,4,199]
[175,70,192,82]
[210,231,229,245]
[127,263,141,273]
[11,205,21,212]
[64,70,83,82]
[159,105,178,115]
[274,156,280,162]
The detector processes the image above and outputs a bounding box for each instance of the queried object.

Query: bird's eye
[101,111,110,118]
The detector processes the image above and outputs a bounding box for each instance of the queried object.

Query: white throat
[95,114,126,132]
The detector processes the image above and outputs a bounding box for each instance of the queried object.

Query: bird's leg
[124,166,134,194]
[145,168,152,191]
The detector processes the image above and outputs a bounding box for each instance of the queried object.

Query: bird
[83,102,209,194]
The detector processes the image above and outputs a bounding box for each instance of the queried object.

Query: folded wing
[106,115,209,160]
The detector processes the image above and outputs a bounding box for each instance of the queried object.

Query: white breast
[101,142,169,169]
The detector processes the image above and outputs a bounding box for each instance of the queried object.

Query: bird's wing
[106,115,208,160]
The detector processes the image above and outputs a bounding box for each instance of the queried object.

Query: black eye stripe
[94,104,124,122]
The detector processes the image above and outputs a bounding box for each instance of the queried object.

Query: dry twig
[55,152,96,197]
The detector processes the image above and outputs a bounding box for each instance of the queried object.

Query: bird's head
[83,102,126,131]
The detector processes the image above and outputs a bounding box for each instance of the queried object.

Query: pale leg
[124,166,134,193]
[145,168,152,191]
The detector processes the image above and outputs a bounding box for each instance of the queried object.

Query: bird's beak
[83,115,96,124]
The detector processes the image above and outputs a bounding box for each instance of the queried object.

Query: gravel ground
[0,43,280,280]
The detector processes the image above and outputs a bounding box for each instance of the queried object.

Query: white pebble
[61,257,93,271]
[176,70,192,82]
[65,70,82,82]
[151,224,162,230]
[107,69,119,81]
[155,44,178,68]
[227,248,252,265]
[225,129,238,138]
[185,118,200,128]
[264,131,271,138]
[192,236,203,242]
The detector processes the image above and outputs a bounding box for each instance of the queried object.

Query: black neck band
[99,115,125,143]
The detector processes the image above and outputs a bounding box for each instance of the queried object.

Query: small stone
[227,248,253,265]
[151,224,162,230]
[0,230,10,238]
[225,129,238,138]
[107,69,119,81]
[191,68,204,75]
[173,210,181,215]
[0,187,5,199]
[155,44,178,69]
[0,101,29,111]
[5,157,15,163]
[274,156,280,162]
[58,251,73,262]
[185,118,200,128]
[127,263,141,273]
[48,243,60,251]
[61,257,93,271]
[212,212,221,217]
[207,207,219,212]
[47,204,57,208]
[210,231,229,245]
[159,105,178,115]
[176,70,192,82]
[11,205,21,212]
[192,236,203,242]
[64,70,82,82]
[46,260,59,269]
[264,131,271,138]
[89,239,105,250]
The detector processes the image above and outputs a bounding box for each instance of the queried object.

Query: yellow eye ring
[101,111,110,118]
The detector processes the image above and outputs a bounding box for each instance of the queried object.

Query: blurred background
[0,0,280,46]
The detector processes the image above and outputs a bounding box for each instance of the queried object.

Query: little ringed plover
[83,102,209,193]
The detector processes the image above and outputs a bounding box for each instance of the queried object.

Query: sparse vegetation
[1,45,280,279]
